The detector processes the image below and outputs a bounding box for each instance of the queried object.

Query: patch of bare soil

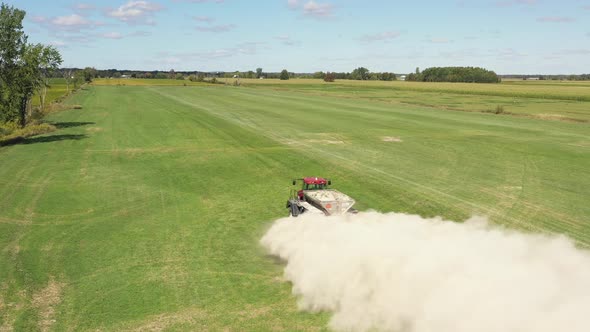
[568,141,590,148]
[382,136,403,142]
[282,133,347,146]
[0,287,26,332]
[237,305,272,320]
[535,114,588,123]
[124,308,206,332]
[306,139,344,144]
[31,278,64,332]
[0,293,6,329]
[0,217,31,226]
[85,127,103,133]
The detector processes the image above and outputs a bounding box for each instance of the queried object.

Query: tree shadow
[51,121,95,129]
[22,134,88,145]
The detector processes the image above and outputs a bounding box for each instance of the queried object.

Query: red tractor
[286,177,357,217]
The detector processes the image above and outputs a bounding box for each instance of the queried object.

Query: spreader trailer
[286,177,357,217]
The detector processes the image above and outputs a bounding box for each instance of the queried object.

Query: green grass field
[93,78,212,87]
[1,81,588,330]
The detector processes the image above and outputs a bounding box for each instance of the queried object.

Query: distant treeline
[501,74,590,81]
[406,67,501,83]
[55,68,398,81]
[57,68,297,80]
[311,68,397,81]
[54,68,590,82]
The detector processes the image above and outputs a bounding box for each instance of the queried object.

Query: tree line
[406,67,501,83]
[501,74,590,81]
[310,68,397,81]
[78,69,260,80]
[73,67,590,83]
[79,67,399,82]
[0,4,63,127]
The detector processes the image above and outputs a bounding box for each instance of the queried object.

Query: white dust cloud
[261,211,590,332]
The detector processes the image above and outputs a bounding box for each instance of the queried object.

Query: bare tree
[37,47,61,112]
[63,68,73,94]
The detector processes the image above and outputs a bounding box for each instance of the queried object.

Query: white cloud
[172,0,224,3]
[558,49,590,55]
[274,35,301,46]
[495,0,537,7]
[195,24,235,32]
[62,34,93,44]
[439,49,478,60]
[493,48,528,60]
[193,15,234,33]
[303,1,334,18]
[235,42,265,55]
[51,14,90,27]
[30,15,47,23]
[429,38,452,44]
[194,15,214,22]
[537,16,575,23]
[97,31,152,40]
[161,42,265,63]
[129,30,152,37]
[73,3,96,12]
[288,0,334,19]
[359,31,401,43]
[32,13,102,32]
[107,1,163,25]
[48,40,67,47]
[101,32,124,39]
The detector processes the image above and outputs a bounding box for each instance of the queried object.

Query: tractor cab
[300,177,330,190]
[293,177,331,200]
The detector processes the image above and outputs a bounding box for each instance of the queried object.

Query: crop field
[240,79,590,121]
[31,78,70,108]
[240,78,590,101]
[0,81,589,330]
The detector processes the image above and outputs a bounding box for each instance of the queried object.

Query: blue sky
[5,0,590,74]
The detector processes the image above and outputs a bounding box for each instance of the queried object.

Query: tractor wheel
[290,203,300,217]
